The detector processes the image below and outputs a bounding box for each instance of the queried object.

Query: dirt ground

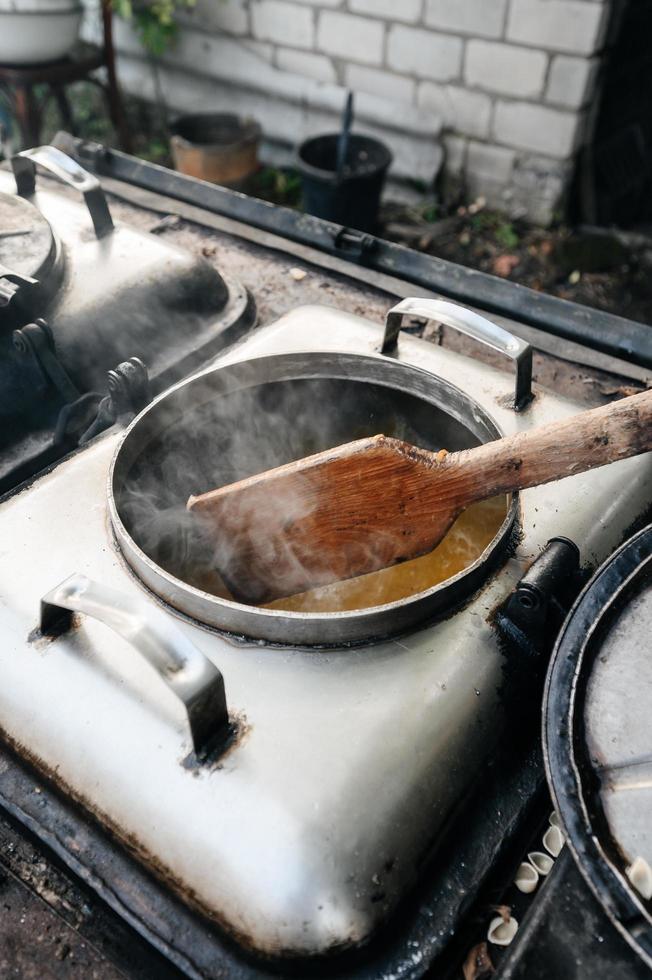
[380,198,652,327]
[241,179,652,328]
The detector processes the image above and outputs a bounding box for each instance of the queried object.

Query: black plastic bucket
[296,133,392,233]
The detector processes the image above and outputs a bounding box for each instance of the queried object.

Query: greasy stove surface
[1,177,650,979]
[1,316,650,953]
[0,165,253,494]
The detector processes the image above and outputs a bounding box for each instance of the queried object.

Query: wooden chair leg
[101,0,132,152]
[51,84,77,135]
[13,83,41,148]
[104,77,132,153]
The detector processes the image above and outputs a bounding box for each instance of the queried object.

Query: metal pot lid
[109,350,517,646]
[0,191,59,310]
[544,524,652,968]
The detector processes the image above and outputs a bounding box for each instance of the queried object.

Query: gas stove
[1,293,651,967]
[0,145,254,494]
[0,144,651,979]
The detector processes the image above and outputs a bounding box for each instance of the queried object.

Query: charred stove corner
[0,145,255,496]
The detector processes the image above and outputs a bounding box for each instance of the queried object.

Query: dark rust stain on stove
[1,717,369,960]
[496,389,538,412]
[0,725,276,958]
[27,612,82,649]
[181,711,251,773]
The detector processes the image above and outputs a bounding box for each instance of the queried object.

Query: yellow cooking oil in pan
[265,495,508,613]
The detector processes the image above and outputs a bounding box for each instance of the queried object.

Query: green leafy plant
[112,0,196,57]
[494,221,520,250]
[469,210,495,232]
[251,168,302,207]
[421,202,439,223]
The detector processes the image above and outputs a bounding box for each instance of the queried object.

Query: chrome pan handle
[40,574,228,758]
[12,145,114,239]
[382,298,532,410]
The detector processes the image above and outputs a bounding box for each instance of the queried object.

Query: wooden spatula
[187,389,652,604]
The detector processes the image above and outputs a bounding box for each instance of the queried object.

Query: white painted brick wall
[349,0,422,25]
[465,41,547,98]
[418,82,492,139]
[466,141,516,182]
[424,0,508,39]
[317,10,384,65]
[443,133,467,172]
[510,154,574,224]
[345,65,415,104]
[178,0,248,36]
[493,100,578,156]
[243,39,274,62]
[277,47,336,83]
[387,25,463,82]
[251,0,314,50]
[107,0,613,223]
[507,0,608,55]
[546,55,598,108]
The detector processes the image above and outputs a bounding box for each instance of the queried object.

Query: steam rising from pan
[112,353,514,643]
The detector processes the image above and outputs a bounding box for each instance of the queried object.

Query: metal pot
[544,524,652,969]
[109,300,525,645]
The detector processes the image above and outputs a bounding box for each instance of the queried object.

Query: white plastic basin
[0,5,83,65]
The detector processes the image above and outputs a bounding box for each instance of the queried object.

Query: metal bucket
[170,113,261,188]
[109,345,517,646]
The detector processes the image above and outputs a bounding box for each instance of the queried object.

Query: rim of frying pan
[543,526,652,968]
[108,350,518,646]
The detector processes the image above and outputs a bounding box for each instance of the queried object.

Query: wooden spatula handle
[441,388,652,505]
[186,388,651,603]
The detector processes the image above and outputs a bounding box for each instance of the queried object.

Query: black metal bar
[60,134,652,370]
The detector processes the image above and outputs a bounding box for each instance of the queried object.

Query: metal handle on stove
[381,298,533,410]
[40,574,228,758]
[12,146,114,239]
